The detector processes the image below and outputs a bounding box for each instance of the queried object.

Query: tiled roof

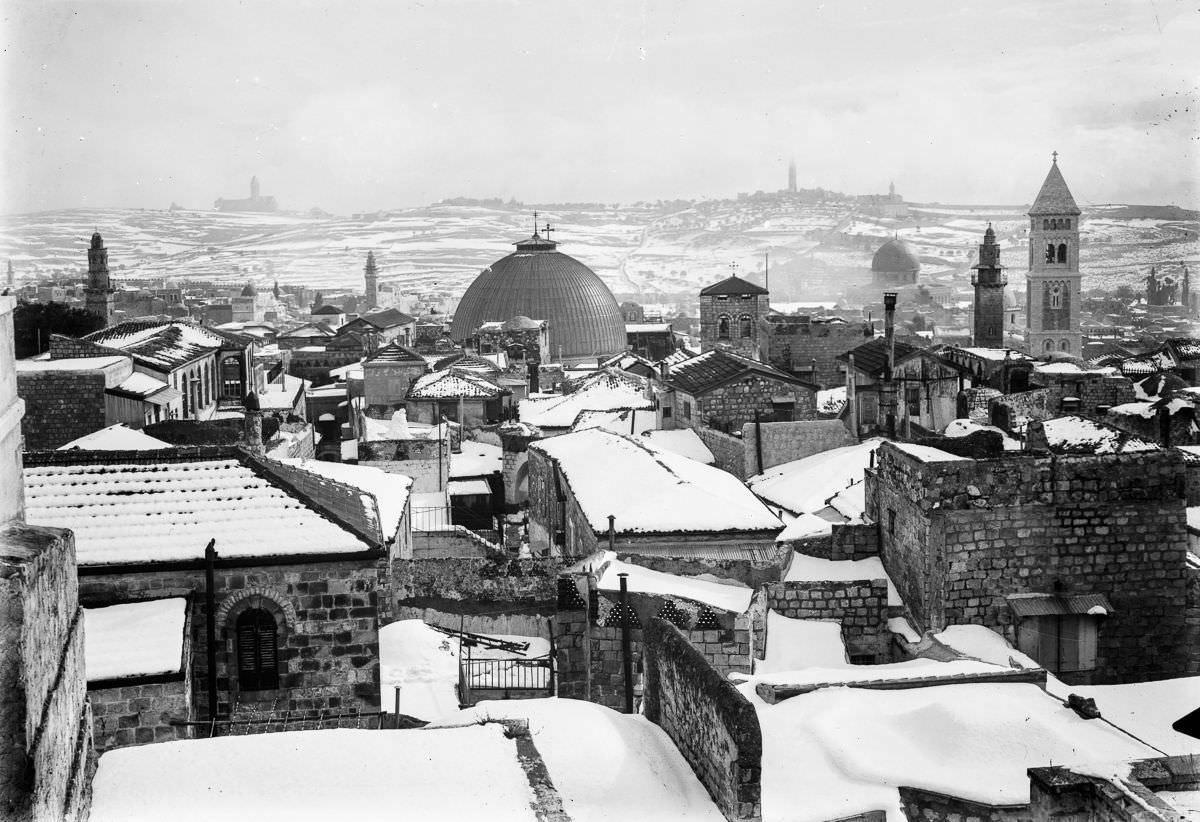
[699,274,769,296]
[22,449,380,565]
[433,353,501,375]
[520,369,652,429]
[665,349,813,395]
[1165,338,1200,361]
[407,369,504,400]
[365,341,427,365]
[363,307,417,328]
[84,322,236,371]
[1028,160,1081,216]
[836,338,921,378]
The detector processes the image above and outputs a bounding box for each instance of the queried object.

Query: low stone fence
[764,580,890,662]
[643,618,762,822]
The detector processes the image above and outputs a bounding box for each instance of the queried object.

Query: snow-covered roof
[84,598,187,682]
[84,321,238,371]
[957,347,1034,362]
[258,374,309,411]
[519,369,652,429]
[569,407,658,437]
[16,355,128,372]
[590,552,753,613]
[407,369,503,400]
[59,424,172,451]
[784,554,902,605]
[748,439,883,515]
[23,453,379,565]
[450,440,502,478]
[110,371,173,399]
[1069,676,1200,757]
[531,429,782,535]
[625,322,672,333]
[639,429,715,464]
[1033,361,1118,376]
[280,458,412,543]
[741,681,1159,822]
[1038,415,1158,454]
[448,479,491,496]
[890,442,972,462]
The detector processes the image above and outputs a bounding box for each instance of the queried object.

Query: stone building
[472,316,549,391]
[214,176,278,212]
[698,273,770,359]
[625,322,680,361]
[971,224,1008,348]
[870,237,920,286]
[839,338,970,437]
[661,348,818,435]
[762,314,873,388]
[526,428,782,560]
[450,228,625,364]
[361,340,429,414]
[989,361,1135,434]
[406,369,509,428]
[22,447,409,730]
[1026,154,1083,355]
[865,441,1199,683]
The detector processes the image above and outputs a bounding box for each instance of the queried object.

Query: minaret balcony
[971,272,1008,287]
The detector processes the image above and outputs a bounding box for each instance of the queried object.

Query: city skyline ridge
[4,0,1198,215]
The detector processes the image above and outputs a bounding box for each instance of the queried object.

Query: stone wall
[1,297,24,523]
[742,419,857,475]
[764,316,872,389]
[991,372,1136,433]
[18,368,113,450]
[90,677,192,752]
[695,426,749,478]
[358,435,450,492]
[684,374,818,434]
[392,555,557,613]
[867,444,1192,682]
[764,580,891,661]
[0,523,92,822]
[614,549,787,589]
[78,555,387,723]
[643,618,762,822]
[898,787,1026,822]
[1187,565,1200,675]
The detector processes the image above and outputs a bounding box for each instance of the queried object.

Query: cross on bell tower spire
[1052,150,1058,164]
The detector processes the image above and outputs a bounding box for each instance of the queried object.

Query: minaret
[788,160,797,193]
[84,232,114,327]
[1025,153,1082,356]
[363,251,378,310]
[1184,265,1192,316]
[971,224,1007,348]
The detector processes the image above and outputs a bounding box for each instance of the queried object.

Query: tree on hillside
[12,301,105,359]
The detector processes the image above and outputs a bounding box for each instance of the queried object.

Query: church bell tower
[1025,153,1082,356]
[364,251,378,310]
[84,232,114,327]
[971,224,1007,348]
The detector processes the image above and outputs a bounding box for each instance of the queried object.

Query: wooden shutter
[236,609,279,691]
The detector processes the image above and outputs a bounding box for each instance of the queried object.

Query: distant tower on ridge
[5,260,13,289]
[788,160,797,193]
[971,224,1007,348]
[1025,152,1082,356]
[250,175,260,200]
[364,251,378,310]
[84,232,115,327]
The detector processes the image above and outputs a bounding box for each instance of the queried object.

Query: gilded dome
[450,234,626,361]
[871,237,921,274]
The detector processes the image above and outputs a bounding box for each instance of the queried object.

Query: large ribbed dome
[871,238,920,275]
[450,234,626,360]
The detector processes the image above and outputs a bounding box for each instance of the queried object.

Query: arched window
[1064,219,1071,230]
[1060,340,1071,352]
[1045,244,1056,263]
[1043,219,1049,230]
[1049,284,1063,309]
[1044,339,1055,352]
[717,315,731,340]
[739,315,753,338]
[221,355,243,399]
[1057,243,1067,264]
[236,608,279,691]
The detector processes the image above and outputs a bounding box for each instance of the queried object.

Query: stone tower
[364,251,378,310]
[971,224,1007,348]
[788,160,797,193]
[84,232,114,327]
[6,260,13,289]
[250,175,260,200]
[699,268,770,360]
[1025,154,1082,356]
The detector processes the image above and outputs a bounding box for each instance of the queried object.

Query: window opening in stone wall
[1044,339,1054,352]
[887,508,895,536]
[1057,243,1067,264]
[1060,340,1071,352]
[1045,244,1056,263]
[739,315,753,338]
[718,316,731,339]
[236,608,280,690]
[1049,285,1063,309]
[683,400,691,420]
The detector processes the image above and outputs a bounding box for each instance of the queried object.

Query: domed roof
[450,233,626,360]
[871,237,920,274]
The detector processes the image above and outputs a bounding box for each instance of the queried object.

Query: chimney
[243,392,264,455]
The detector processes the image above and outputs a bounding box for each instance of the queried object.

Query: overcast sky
[3,0,1198,214]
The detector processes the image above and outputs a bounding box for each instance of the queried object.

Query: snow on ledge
[85,598,187,682]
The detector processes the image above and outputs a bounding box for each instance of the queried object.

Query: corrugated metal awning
[1006,593,1114,618]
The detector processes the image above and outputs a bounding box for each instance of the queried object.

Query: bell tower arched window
[739,315,753,338]
[717,315,731,340]
[1060,340,1071,352]
[1045,244,1056,263]
[1057,243,1067,264]
[1049,284,1063,310]
[236,608,279,691]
